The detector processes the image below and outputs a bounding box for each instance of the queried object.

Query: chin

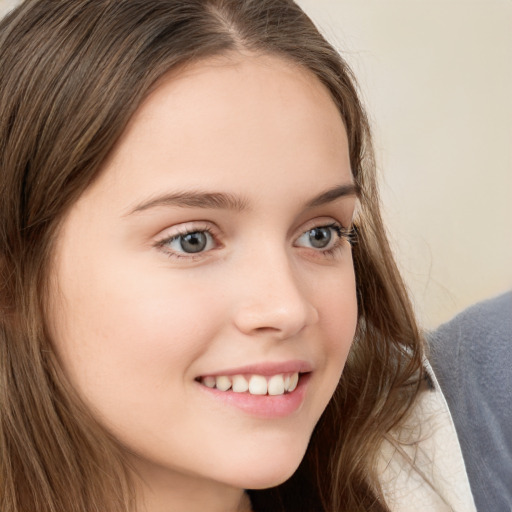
[229,443,308,491]
[244,468,300,491]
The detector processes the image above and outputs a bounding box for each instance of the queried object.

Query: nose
[232,250,319,340]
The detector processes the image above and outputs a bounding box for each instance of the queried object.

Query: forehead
[84,53,351,211]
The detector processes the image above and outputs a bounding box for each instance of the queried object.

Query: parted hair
[0,1,424,511]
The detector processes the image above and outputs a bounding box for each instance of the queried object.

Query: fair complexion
[48,53,358,512]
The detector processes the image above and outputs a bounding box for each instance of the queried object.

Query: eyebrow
[305,183,360,208]
[126,183,359,216]
[127,191,248,215]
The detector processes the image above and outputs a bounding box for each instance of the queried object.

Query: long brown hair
[0,1,424,511]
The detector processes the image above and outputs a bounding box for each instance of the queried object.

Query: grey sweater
[429,292,512,512]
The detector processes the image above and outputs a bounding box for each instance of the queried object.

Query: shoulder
[428,292,512,512]
[428,290,512,416]
[428,292,512,419]
[429,291,511,363]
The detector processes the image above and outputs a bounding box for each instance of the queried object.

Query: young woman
[0,1,475,511]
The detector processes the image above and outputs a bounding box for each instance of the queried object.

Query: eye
[160,229,215,255]
[295,223,346,251]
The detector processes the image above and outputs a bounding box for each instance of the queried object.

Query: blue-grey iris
[309,227,331,248]
[180,232,207,253]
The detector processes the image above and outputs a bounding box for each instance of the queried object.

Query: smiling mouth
[196,372,302,396]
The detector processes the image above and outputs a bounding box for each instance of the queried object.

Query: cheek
[48,254,226,410]
[315,263,358,395]
[319,263,358,349]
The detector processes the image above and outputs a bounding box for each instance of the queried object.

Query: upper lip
[198,360,313,378]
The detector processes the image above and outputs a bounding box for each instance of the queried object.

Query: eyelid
[294,217,351,238]
[154,221,219,243]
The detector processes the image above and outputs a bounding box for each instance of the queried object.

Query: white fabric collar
[377,360,476,511]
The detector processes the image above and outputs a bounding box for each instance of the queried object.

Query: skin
[48,53,358,512]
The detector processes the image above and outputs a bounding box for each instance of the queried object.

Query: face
[48,54,357,507]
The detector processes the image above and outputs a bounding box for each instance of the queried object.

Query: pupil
[180,232,207,253]
[309,227,331,248]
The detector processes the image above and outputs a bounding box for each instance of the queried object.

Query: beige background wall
[0,0,15,13]
[1,0,510,328]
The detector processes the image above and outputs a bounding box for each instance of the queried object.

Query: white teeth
[249,375,268,395]
[203,376,216,388]
[201,372,301,395]
[215,375,231,391]
[288,372,299,392]
[268,374,285,396]
[232,375,249,393]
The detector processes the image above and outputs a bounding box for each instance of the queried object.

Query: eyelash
[155,222,355,261]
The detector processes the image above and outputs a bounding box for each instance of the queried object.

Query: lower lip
[197,374,310,418]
